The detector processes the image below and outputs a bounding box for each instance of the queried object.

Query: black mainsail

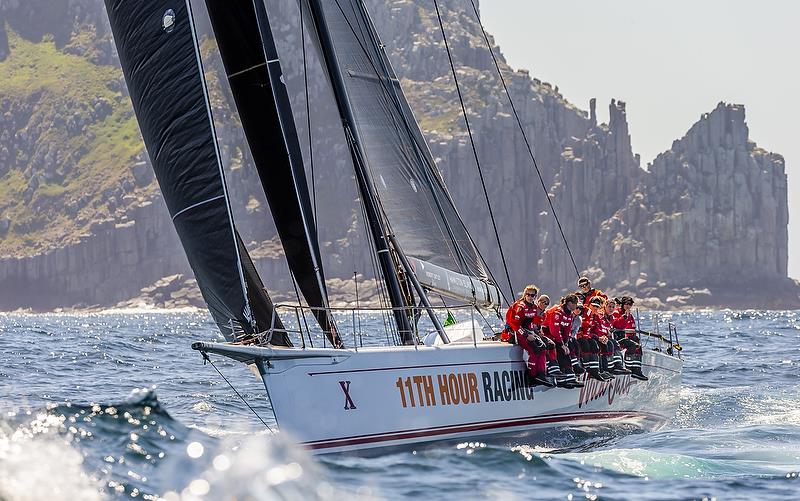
[104,0,289,345]
[303,0,501,308]
[203,0,342,347]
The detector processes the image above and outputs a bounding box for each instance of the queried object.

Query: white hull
[196,339,682,455]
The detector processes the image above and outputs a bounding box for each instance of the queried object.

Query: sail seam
[185,0,254,329]
[170,195,225,221]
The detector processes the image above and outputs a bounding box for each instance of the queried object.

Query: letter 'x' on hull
[193,339,682,455]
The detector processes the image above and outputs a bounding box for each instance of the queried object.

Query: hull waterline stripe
[304,410,667,450]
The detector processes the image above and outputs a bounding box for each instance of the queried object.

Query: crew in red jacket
[612,296,648,380]
[504,285,553,387]
[543,294,583,388]
[576,276,608,307]
[600,300,631,376]
[579,296,610,380]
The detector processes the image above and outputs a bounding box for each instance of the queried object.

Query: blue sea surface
[1,309,799,500]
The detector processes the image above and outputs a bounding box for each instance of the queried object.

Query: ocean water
[1,309,799,500]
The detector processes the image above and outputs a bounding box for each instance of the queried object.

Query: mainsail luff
[304,0,415,341]
[203,0,342,347]
[104,0,287,342]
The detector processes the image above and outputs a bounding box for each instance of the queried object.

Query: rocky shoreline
[4,274,797,314]
[0,0,796,312]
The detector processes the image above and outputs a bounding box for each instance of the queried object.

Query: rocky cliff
[0,0,796,310]
[592,102,793,308]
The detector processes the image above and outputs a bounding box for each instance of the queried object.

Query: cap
[589,296,604,307]
[577,276,591,286]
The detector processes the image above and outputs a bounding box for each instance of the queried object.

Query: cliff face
[0,0,795,310]
[592,103,792,307]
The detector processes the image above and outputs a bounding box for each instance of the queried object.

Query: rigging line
[467,0,581,278]
[290,270,314,348]
[300,0,318,226]
[351,0,475,277]
[359,191,396,345]
[332,0,509,308]
[332,0,470,278]
[432,0,515,298]
[327,0,506,309]
[200,351,274,433]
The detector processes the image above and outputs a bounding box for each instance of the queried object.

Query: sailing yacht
[103,0,683,454]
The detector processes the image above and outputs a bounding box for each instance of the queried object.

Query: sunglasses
[525,293,537,297]
[538,300,549,305]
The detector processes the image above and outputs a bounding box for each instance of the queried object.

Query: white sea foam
[0,414,104,501]
[158,432,371,500]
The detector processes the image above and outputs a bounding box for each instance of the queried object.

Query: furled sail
[303,0,500,307]
[104,0,290,345]
[203,0,342,347]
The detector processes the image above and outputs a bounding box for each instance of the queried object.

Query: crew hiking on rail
[501,277,649,389]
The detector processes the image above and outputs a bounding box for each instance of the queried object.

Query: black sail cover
[304,0,495,298]
[104,0,290,345]
[203,0,341,347]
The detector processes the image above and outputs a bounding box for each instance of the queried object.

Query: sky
[480,0,798,279]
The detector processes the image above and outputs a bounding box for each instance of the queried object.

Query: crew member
[543,295,584,388]
[579,296,607,380]
[612,296,648,381]
[504,285,553,387]
[576,276,607,307]
[567,303,585,375]
[601,299,631,375]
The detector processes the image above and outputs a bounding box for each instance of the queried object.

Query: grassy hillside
[0,28,149,255]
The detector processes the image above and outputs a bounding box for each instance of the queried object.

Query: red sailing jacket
[544,305,572,345]
[585,311,612,340]
[612,310,636,331]
[505,298,541,335]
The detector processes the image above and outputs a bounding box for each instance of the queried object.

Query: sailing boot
[581,355,605,381]
[609,352,632,375]
[599,355,615,381]
[546,360,565,378]
[570,355,585,376]
[626,355,649,381]
[555,372,577,388]
[525,372,556,388]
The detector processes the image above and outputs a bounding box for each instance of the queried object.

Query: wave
[0,408,104,500]
[0,389,359,500]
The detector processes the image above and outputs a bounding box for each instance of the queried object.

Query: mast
[304,0,414,341]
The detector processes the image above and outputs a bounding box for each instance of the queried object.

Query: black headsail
[203,0,342,347]
[104,0,290,345]
[302,0,502,309]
